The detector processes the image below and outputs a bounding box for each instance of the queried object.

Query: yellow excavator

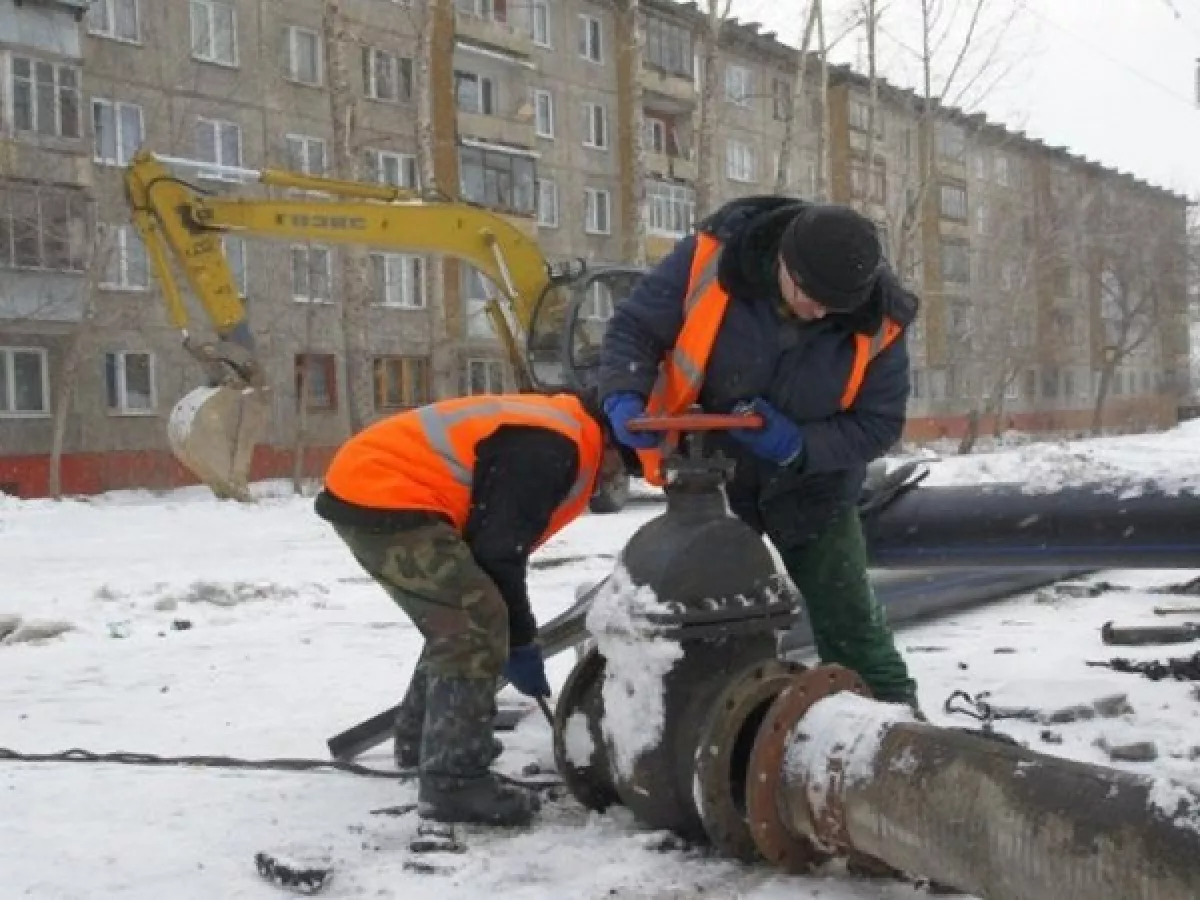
[124,150,643,508]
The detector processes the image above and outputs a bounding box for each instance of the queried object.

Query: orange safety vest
[635,232,906,486]
[325,393,604,549]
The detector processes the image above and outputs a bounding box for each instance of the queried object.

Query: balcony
[645,151,696,182]
[457,111,535,149]
[455,14,532,60]
[639,67,696,108]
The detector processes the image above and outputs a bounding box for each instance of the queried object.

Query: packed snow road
[4,425,1200,899]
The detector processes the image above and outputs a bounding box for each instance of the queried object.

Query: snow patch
[154,580,325,608]
[564,712,595,767]
[1,619,76,645]
[784,693,915,823]
[585,564,684,780]
[1147,776,1200,834]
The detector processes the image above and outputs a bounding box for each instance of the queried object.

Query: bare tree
[694,0,733,217]
[616,0,648,266]
[774,1,820,195]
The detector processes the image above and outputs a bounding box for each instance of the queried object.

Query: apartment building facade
[0,0,1189,497]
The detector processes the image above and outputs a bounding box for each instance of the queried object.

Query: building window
[909,369,923,400]
[195,117,242,180]
[644,16,692,78]
[0,347,50,417]
[92,99,143,166]
[584,188,611,234]
[372,356,430,411]
[463,267,498,339]
[458,145,536,216]
[771,78,792,121]
[995,155,1010,186]
[646,180,694,238]
[537,179,559,227]
[456,0,507,22]
[938,181,967,221]
[285,134,327,176]
[295,353,337,411]
[947,300,971,340]
[579,14,603,63]
[104,351,156,414]
[724,64,754,106]
[726,139,757,182]
[643,117,667,154]
[464,358,506,395]
[286,26,322,85]
[582,102,608,149]
[190,0,237,66]
[366,149,418,188]
[12,57,82,140]
[0,187,88,272]
[370,253,425,308]
[581,280,615,321]
[531,0,551,46]
[455,70,496,115]
[88,0,140,42]
[223,236,248,297]
[291,245,332,302]
[532,89,554,138]
[940,239,970,284]
[98,224,148,290]
[850,158,886,203]
[364,48,413,102]
[935,121,965,163]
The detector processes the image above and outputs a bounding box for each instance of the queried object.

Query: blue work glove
[504,643,552,698]
[602,391,659,450]
[729,398,804,467]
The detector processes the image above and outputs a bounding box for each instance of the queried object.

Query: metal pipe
[865,481,1200,569]
[778,686,1200,899]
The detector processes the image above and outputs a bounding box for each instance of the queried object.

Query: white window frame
[366,149,418,188]
[98,224,149,291]
[92,98,144,166]
[579,14,603,63]
[104,351,157,415]
[584,188,611,235]
[11,56,82,139]
[724,64,754,107]
[370,253,426,309]
[291,244,333,303]
[532,89,555,138]
[285,133,328,176]
[364,47,412,102]
[286,25,323,86]
[643,116,667,154]
[190,0,238,67]
[531,0,551,47]
[0,347,51,418]
[195,117,243,181]
[465,357,506,395]
[455,70,495,115]
[536,178,558,228]
[583,102,608,149]
[645,180,694,238]
[87,0,140,42]
[725,138,757,182]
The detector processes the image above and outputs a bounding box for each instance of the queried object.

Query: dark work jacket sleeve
[463,426,579,648]
[794,332,911,474]
[598,235,696,400]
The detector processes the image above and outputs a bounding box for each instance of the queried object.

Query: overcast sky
[727,0,1200,198]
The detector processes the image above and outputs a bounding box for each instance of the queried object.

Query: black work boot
[394,665,503,769]
[417,673,540,827]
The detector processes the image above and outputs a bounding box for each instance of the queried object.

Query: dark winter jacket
[598,196,920,549]
[315,426,579,646]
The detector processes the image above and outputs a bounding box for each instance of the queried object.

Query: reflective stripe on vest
[324,393,603,548]
[634,233,906,486]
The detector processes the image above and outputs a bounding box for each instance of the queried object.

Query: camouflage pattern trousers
[332,520,509,680]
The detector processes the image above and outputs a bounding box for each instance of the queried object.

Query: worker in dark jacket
[599,196,921,710]
[314,390,626,827]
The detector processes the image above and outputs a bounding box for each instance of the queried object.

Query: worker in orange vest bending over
[314,390,628,828]
[600,197,922,715]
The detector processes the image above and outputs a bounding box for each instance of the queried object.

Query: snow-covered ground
[5,423,1200,899]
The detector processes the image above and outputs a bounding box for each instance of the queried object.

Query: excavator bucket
[166,385,269,502]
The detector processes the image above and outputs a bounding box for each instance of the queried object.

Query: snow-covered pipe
[776,689,1200,899]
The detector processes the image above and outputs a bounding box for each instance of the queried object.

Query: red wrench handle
[626,412,764,432]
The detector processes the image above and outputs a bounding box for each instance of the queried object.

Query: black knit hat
[779,204,882,313]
